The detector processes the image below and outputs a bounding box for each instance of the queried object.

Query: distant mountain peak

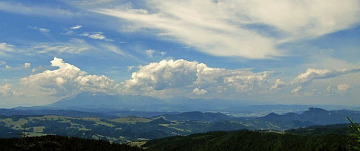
[303,107,328,114]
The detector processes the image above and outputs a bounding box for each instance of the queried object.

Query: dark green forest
[0,124,359,151]
[144,129,358,151]
[0,135,148,151]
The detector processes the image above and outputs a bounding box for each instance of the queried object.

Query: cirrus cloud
[0,43,15,55]
[91,0,360,59]
[33,39,90,54]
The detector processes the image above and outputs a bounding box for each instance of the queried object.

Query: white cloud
[21,57,119,96]
[239,0,360,41]
[71,25,82,30]
[193,88,207,95]
[291,86,302,96]
[145,49,155,58]
[127,66,134,71]
[94,5,279,59]
[102,44,127,56]
[270,79,286,91]
[123,59,272,97]
[80,32,112,41]
[160,51,166,56]
[22,62,31,69]
[92,0,360,59]
[31,66,47,73]
[292,68,360,84]
[29,26,50,34]
[0,43,15,55]
[0,84,13,96]
[5,65,11,69]
[145,49,166,58]
[124,59,198,91]
[33,39,90,54]
[337,84,350,92]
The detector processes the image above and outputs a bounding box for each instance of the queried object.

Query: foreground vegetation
[144,130,356,151]
[0,124,358,151]
[0,135,147,151]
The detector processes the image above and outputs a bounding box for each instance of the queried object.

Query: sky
[0,0,359,107]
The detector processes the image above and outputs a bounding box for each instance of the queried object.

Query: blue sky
[0,0,359,107]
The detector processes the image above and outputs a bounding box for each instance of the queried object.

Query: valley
[0,107,359,143]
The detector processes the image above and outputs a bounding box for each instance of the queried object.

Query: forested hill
[143,127,357,151]
[0,135,148,151]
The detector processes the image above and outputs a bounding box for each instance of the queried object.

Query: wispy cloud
[0,43,15,55]
[292,68,360,85]
[28,26,50,33]
[28,26,51,37]
[337,84,350,92]
[145,49,155,58]
[80,32,112,41]
[33,39,90,54]
[92,0,360,59]
[71,25,82,30]
[0,1,81,17]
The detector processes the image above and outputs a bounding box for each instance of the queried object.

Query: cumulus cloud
[22,62,31,69]
[33,39,90,54]
[0,84,13,96]
[292,68,360,84]
[21,57,119,96]
[124,59,199,91]
[123,59,272,96]
[92,0,360,59]
[145,49,166,58]
[193,88,207,95]
[270,79,286,91]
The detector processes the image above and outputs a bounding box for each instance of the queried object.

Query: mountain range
[20,92,348,117]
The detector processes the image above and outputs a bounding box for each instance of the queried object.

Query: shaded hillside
[259,107,360,126]
[144,129,355,151]
[0,108,116,119]
[0,135,148,151]
[0,114,248,143]
[160,111,230,121]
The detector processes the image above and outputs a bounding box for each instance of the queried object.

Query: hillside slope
[144,126,356,151]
